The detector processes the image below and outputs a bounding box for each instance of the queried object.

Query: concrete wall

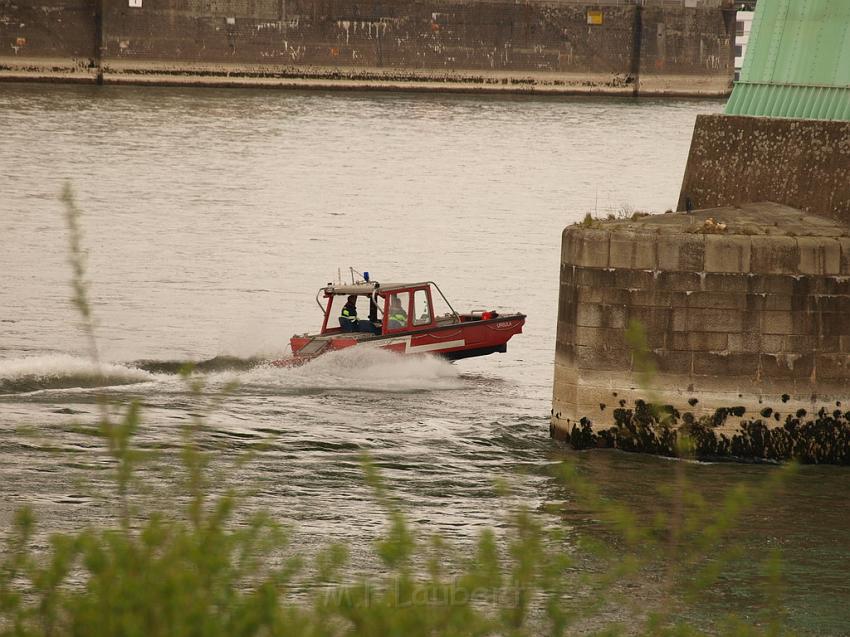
[0,0,96,58]
[0,0,734,95]
[678,114,850,225]
[552,202,850,447]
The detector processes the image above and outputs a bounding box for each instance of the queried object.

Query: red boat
[274,278,525,365]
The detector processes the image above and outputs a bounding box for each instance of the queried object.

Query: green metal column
[726,0,850,120]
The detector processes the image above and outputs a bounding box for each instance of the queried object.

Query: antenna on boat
[337,268,341,285]
[348,267,369,284]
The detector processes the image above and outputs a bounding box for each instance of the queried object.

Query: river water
[0,84,847,634]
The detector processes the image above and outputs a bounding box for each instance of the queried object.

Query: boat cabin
[317,281,460,337]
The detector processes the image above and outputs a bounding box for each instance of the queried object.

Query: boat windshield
[412,288,431,326]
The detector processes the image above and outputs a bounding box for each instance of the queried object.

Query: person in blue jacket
[339,295,359,332]
[340,295,380,334]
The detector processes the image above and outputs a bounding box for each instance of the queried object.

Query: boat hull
[275,314,525,366]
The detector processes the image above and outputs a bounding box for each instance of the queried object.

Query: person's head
[391,296,401,307]
[347,295,357,305]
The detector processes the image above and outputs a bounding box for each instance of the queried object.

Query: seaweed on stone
[565,399,850,465]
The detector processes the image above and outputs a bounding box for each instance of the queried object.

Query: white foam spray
[0,355,156,394]
[207,347,463,394]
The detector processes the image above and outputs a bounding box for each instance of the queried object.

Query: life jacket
[340,304,357,323]
[389,311,407,326]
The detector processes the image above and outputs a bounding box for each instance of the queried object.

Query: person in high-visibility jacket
[387,296,408,329]
[339,295,359,332]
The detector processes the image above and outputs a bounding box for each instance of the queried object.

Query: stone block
[748,275,795,296]
[627,289,673,308]
[604,305,628,329]
[701,272,749,293]
[811,277,850,295]
[655,270,703,292]
[669,331,728,351]
[761,353,815,381]
[797,237,841,275]
[685,290,745,310]
[741,295,768,313]
[762,311,795,335]
[576,229,611,268]
[790,311,820,336]
[575,326,629,350]
[654,350,694,374]
[575,345,632,371]
[814,354,850,382]
[686,308,743,333]
[557,288,578,324]
[785,335,817,352]
[627,306,673,334]
[762,334,785,352]
[727,332,763,353]
[562,228,580,264]
[576,286,603,304]
[614,268,656,290]
[791,276,817,296]
[750,235,800,275]
[692,352,759,377]
[608,232,657,270]
[763,294,792,311]
[814,295,850,314]
[821,313,850,337]
[790,293,814,312]
[575,267,616,288]
[704,235,751,273]
[740,308,763,334]
[577,287,630,306]
[817,336,841,353]
[575,303,603,328]
[657,233,705,272]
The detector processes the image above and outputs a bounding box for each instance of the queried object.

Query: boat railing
[427,281,460,323]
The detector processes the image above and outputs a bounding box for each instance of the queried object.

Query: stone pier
[552,202,850,446]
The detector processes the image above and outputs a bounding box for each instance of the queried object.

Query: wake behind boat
[273,275,525,366]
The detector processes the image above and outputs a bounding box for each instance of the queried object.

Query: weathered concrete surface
[678,114,850,225]
[552,202,850,443]
[0,0,735,95]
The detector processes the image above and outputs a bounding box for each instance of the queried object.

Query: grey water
[0,83,848,633]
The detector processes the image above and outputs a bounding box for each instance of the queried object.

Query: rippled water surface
[1,84,848,633]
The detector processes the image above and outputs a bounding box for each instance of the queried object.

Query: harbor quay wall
[551,203,850,464]
[678,115,850,226]
[0,0,734,95]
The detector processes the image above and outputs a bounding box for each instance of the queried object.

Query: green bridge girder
[726,0,850,120]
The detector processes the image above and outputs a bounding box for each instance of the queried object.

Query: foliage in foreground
[0,398,796,637]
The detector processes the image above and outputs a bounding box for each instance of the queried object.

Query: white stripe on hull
[407,339,465,353]
[361,336,466,354]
